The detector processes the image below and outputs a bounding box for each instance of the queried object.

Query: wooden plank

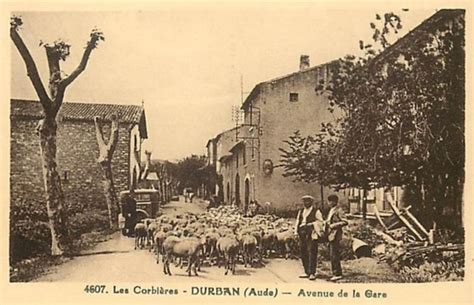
[403,208,430,237]
[373,204,389,231]
[386,193,425,241]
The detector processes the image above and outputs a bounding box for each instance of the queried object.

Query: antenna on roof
[241,74,243,105]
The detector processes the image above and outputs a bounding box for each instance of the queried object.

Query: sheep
[261,229,278,258]
[275,230,297,259]
[134,222,147,250]
[152,229,170,263]
[241,234,258,267]
[162,236,202,276]
[148,204,304,274]
[216,235,240,275]
[161,235,181,274]
[202,231,220,265]
[142,218,154,229]
[147,221,160,250]
[160,223,173,233]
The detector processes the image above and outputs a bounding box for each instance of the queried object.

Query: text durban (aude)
[84,285,387,298]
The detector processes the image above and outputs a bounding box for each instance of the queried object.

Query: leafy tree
[178,155,206,191]
[171,155,212,196]
[280,10,464,229]
[279,130,338,203]
[10,16,104,255]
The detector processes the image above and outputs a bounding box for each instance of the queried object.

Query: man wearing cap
[326,194,348,281]
[294,195,322,280]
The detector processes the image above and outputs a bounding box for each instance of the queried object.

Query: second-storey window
[289,92,299,102]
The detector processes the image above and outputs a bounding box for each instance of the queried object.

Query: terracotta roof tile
[11,99,144,124]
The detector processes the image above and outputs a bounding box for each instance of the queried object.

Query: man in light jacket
[294,195,323,280]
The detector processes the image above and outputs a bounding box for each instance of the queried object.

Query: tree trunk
[38,118,68,256]
[320,184,325,206]
[11,18,104,257]
[362,189,367,221]
[162,180,167,202]
[94,115,119,229]
[100,162,117,229]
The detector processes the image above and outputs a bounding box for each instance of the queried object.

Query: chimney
[299,55,310,71]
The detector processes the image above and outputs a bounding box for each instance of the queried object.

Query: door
[235,174,240,205]
[244,178,250,212]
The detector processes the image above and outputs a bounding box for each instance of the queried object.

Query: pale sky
[10,4,436,161]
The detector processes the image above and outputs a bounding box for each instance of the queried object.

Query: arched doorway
[235,174,240,206]
[244,178,250,213]
[227,182,230,204]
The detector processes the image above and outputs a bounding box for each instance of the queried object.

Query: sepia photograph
[1,1,472,303]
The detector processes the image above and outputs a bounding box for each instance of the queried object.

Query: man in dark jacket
[122,190,137,237]
[294,195,320,280]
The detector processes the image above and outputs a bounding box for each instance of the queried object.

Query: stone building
[207,57,343,213]
[10,99,148,210]
[207,9,463,216]
[206,56,405,214]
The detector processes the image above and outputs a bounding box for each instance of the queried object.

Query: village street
[33,196,398,283]
[34,197,319,283]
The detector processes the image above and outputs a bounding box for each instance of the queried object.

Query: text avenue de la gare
[84,285,387,298]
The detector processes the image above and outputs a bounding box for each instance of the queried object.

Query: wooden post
[362,189,367,221]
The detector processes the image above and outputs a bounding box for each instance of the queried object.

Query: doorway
[235,174,240,205]
[244,178,250,212]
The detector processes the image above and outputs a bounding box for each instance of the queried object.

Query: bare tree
[10,16,104,255]
[94,114,120,229]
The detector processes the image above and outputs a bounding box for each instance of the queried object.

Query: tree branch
[107,114,120,154]
[94,116,106,148]
[10,26,51,110]
[60,43,93,88]
[60,30,104,89]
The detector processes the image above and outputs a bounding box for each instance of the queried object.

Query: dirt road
[34,197,398,283]
[35,198,311,283]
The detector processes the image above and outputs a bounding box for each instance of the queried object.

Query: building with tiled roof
[10,98,148,217]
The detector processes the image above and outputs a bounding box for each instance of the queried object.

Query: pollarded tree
[94,114,120,229]
[10,16,104,255]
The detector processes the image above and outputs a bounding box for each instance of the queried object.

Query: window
[63,170,69,182]
[135,193,151,202]
[289,92,299,102]
[242,145,246,165]
[236,153,239,168]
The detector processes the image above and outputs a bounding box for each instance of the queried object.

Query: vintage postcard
[0,0,472,304]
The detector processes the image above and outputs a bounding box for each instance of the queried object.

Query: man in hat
[294,195,321,280]
[326,194,348,281]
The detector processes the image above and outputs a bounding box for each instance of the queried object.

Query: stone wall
[10,117,132,209]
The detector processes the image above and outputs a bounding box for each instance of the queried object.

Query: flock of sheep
[133,206,299,276]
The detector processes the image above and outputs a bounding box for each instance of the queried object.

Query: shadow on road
[71,250,132,257]
[232,269,255,276]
